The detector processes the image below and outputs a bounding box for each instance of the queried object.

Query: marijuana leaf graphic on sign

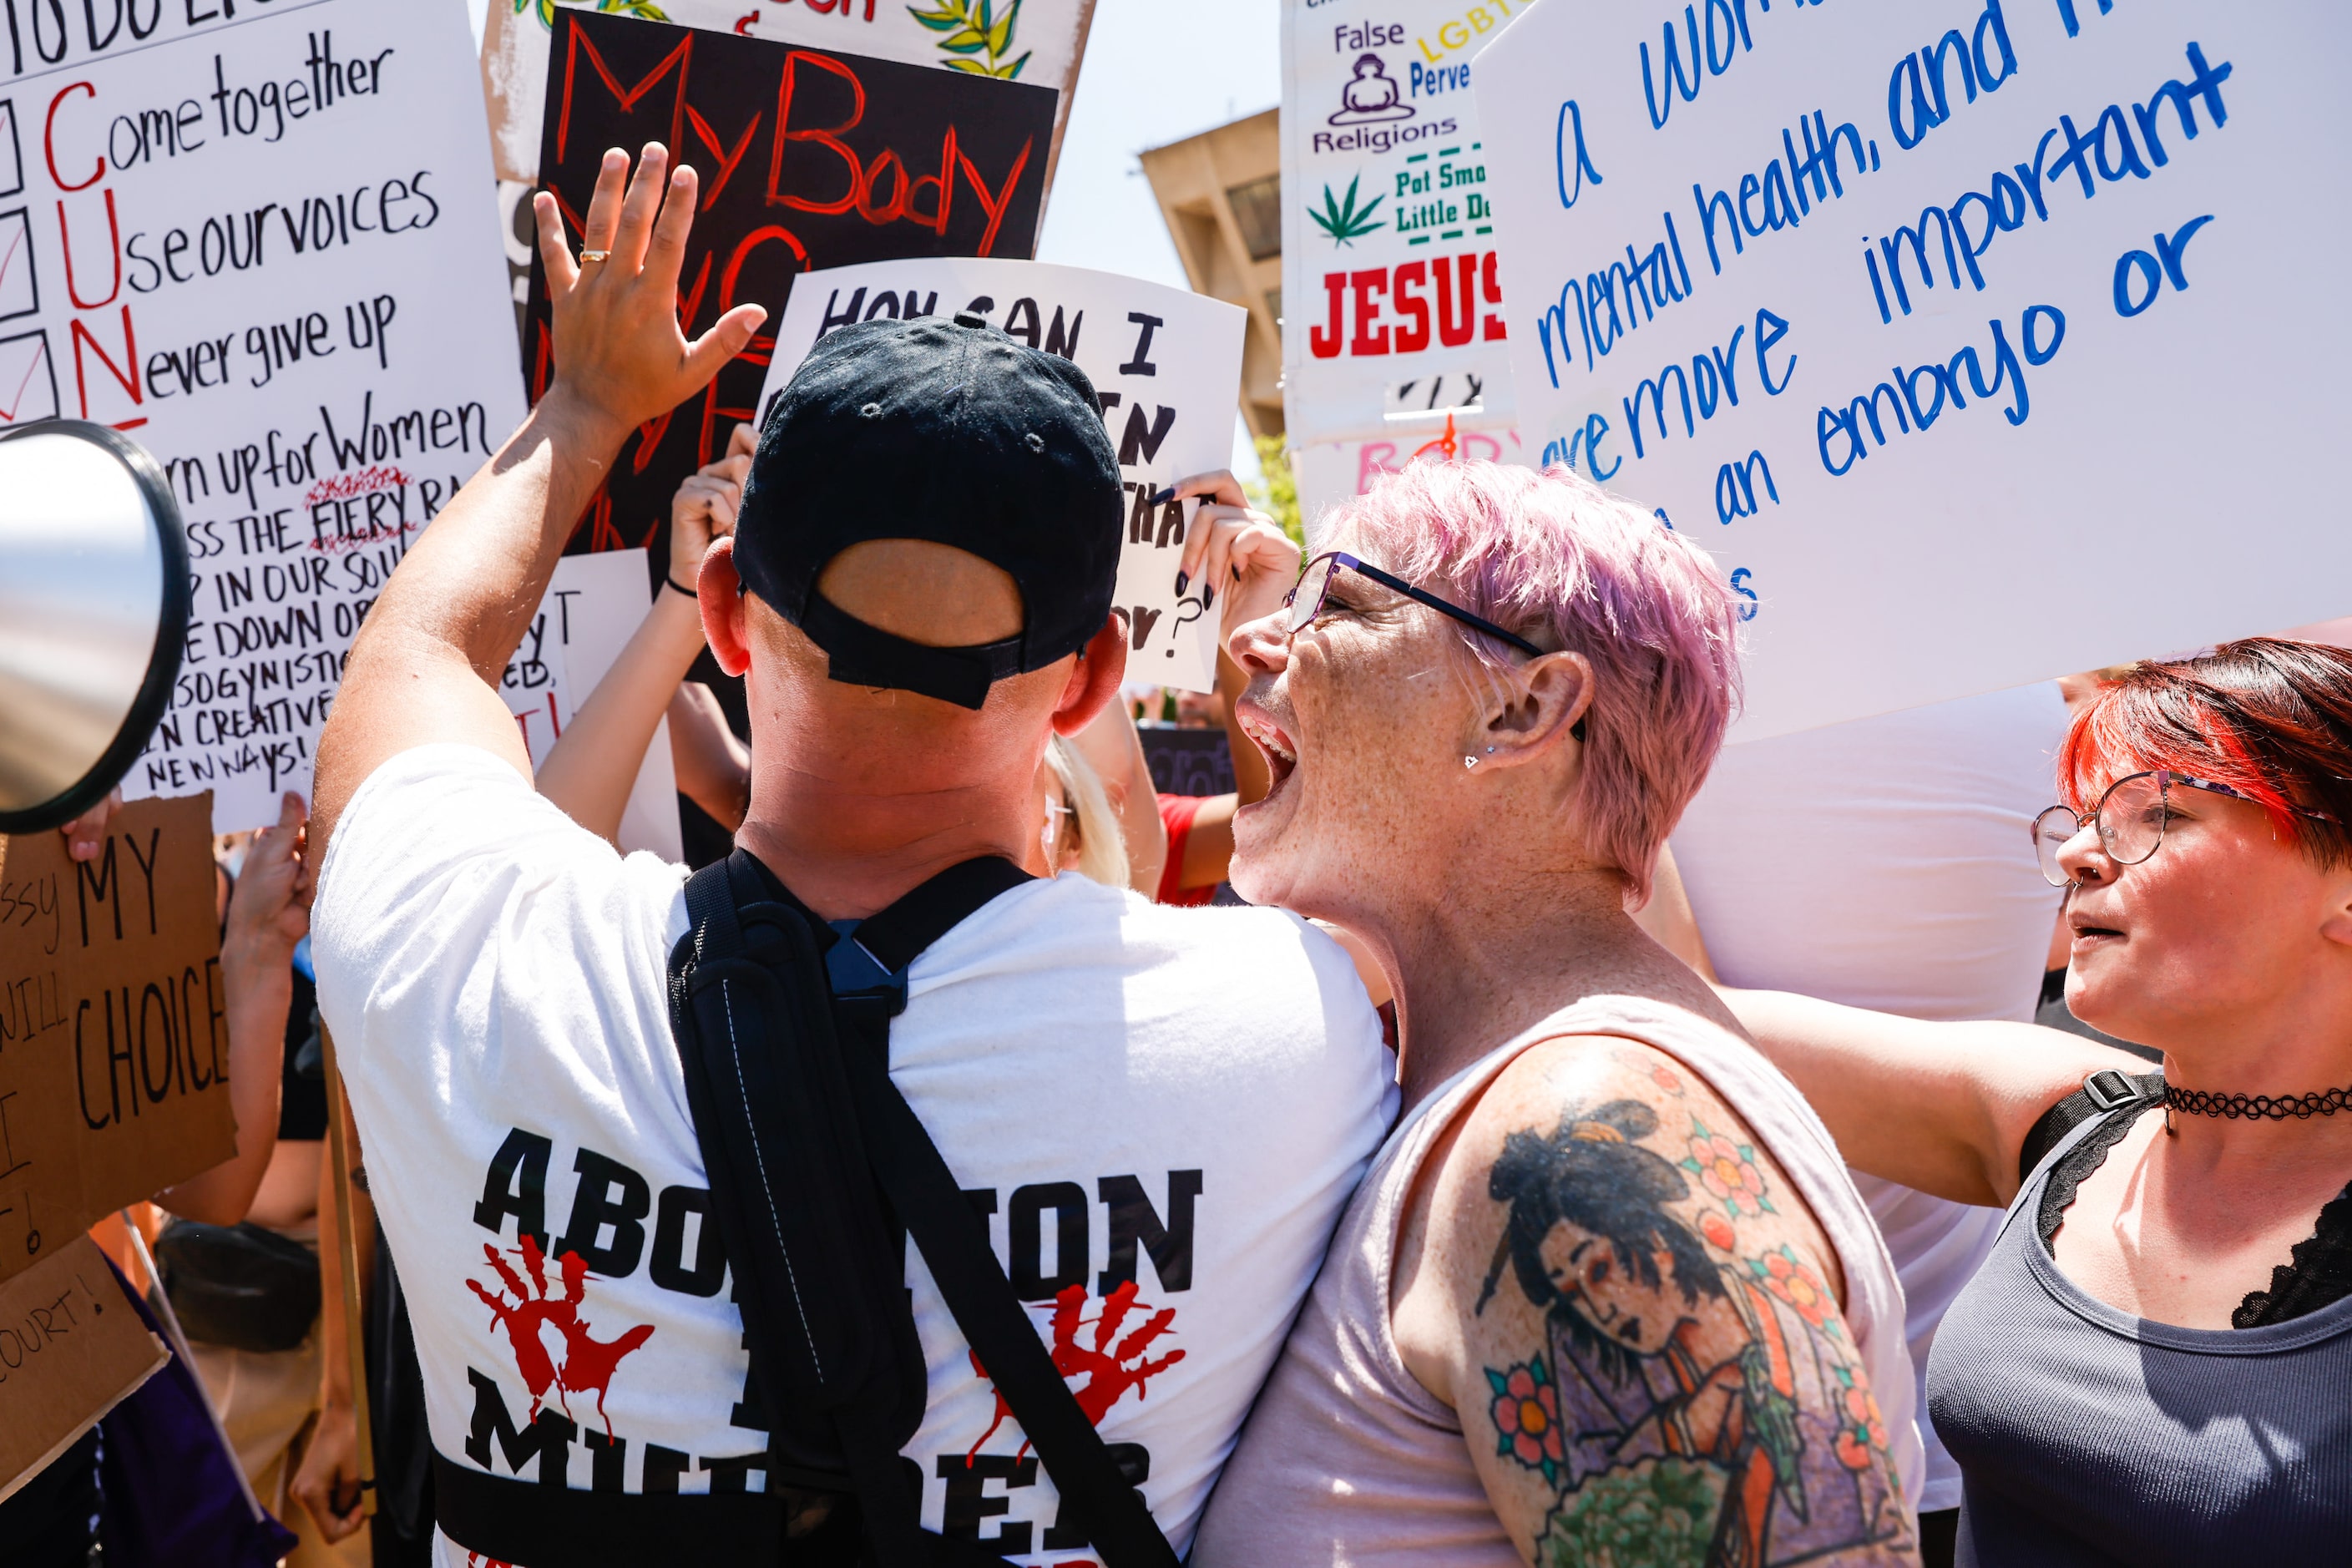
[909,0,1033,78]
[1310,175,1385,247]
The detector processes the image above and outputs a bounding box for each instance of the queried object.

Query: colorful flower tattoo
[1749,1244,1837,1334]
[1680,1116,1773,1218]
[1488,1355,1567,1486]
[1832,1365,1892,1472]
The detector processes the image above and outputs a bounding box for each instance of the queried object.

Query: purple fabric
[96,1257,300,1568]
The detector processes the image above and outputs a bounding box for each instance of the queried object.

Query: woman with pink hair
[1189,460,1926,1567]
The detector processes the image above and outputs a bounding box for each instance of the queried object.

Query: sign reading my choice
[0,0,526,830]
[1280,0,1541,526]
[1475,0,2352,738]
[756,260,1246,693]
[0,795,236,1287]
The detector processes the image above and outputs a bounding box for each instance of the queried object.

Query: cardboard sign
[753,259,1247,690]
[0,0,525,830]
[0,1236,168,1503]
[478,0,1095,186]
[0,796,235,1287]
[0,1235,168,1505]
[505,549,684,862]
[1475,1,2352,737]
[1279,0,1543,509]
[524,10,1060,569]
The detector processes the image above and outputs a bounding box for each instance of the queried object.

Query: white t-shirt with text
[311,744,1394,1567]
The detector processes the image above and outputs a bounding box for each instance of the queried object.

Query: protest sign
[0,1234,168,1505]
[506,549,684,862]
[0,0,524,830]
[0,796,235,1287]
[754,259,1247,690]
[1475,0,2352,738]
[523,10,1059,570]
[479,0,1094,186]
[1289,422,1532,546]
[1279,0,1541,519]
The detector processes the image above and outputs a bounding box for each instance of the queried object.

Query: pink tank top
[1191,994,1921,1566]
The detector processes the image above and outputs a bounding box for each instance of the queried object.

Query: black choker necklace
[2163,1082,2352,1120]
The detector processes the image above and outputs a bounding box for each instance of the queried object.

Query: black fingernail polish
[1151,487,1176,505]
[1174,571,1189,594]
[1204,584,1216,609]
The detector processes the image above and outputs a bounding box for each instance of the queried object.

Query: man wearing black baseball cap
[309,148,1390,1565]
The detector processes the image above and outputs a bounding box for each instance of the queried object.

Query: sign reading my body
[524,10,1060,566]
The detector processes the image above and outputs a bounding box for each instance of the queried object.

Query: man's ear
[700,536,753,678]
[1052,614,1130,736]
[1475,650,1596,767]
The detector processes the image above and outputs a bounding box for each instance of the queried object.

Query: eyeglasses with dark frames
[2030,769,2339,888]
[1283,551,1545,658]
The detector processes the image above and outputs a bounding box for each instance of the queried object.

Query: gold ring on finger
[579,249,611,263]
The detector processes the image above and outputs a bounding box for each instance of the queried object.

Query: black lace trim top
[2029,1083,2352,1329]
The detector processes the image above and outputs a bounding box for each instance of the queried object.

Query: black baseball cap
[732,311,1124,710]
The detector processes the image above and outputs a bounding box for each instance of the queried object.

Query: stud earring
[1464,755,1479,768]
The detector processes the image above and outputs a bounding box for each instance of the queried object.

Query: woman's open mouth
[1237,707,1298,795]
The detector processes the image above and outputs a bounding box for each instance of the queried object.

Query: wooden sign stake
[320,1026,377,1519]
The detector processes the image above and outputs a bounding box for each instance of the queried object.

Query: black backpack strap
[2018,1069,2165,1185]
[824,857,1178,1568]
[673,855,933,1568]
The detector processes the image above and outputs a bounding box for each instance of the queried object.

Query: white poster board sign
[1279,0,1542,519]
[0,0,524,829]
[755,259,1245,691]
[507,550,683,862]
[1476,0,2352,739]
[1291,425,1534,549]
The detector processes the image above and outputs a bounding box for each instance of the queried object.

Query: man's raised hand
[533,144,766,443]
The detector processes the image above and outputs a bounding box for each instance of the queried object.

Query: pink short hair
[1331,460,1743,901]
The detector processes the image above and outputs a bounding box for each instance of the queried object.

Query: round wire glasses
[2030,769,2328,888]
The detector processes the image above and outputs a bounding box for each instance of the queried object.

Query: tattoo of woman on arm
[1475,1097,1911,1568]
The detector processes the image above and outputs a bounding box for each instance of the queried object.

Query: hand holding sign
[670,424,758,592]
[1170,470,1304,651]
[531,145,768,446]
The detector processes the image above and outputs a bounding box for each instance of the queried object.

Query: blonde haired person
[1041,732,1130,888]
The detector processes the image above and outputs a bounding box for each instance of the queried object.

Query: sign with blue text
[755,259,1245,692]
[1476,0,2352,738]
[0,0,525,828]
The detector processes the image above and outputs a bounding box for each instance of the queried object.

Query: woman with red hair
[1729,637,2352,1564]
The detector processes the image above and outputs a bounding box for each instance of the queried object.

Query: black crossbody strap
[827,908,1180,1568]
[849,857,1036,973]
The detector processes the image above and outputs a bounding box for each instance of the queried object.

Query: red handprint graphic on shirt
[467,1234,656,1439]
[967,1280,1186,1463]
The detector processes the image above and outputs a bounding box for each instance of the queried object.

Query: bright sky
[1034,0,1281,481]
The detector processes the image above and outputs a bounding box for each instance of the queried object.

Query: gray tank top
[1928,1104,2352,1563]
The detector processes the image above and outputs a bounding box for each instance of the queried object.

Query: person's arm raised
[1397,1036,1920,1566]
[311,144,763,852]
[1719,989,2147,1208]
